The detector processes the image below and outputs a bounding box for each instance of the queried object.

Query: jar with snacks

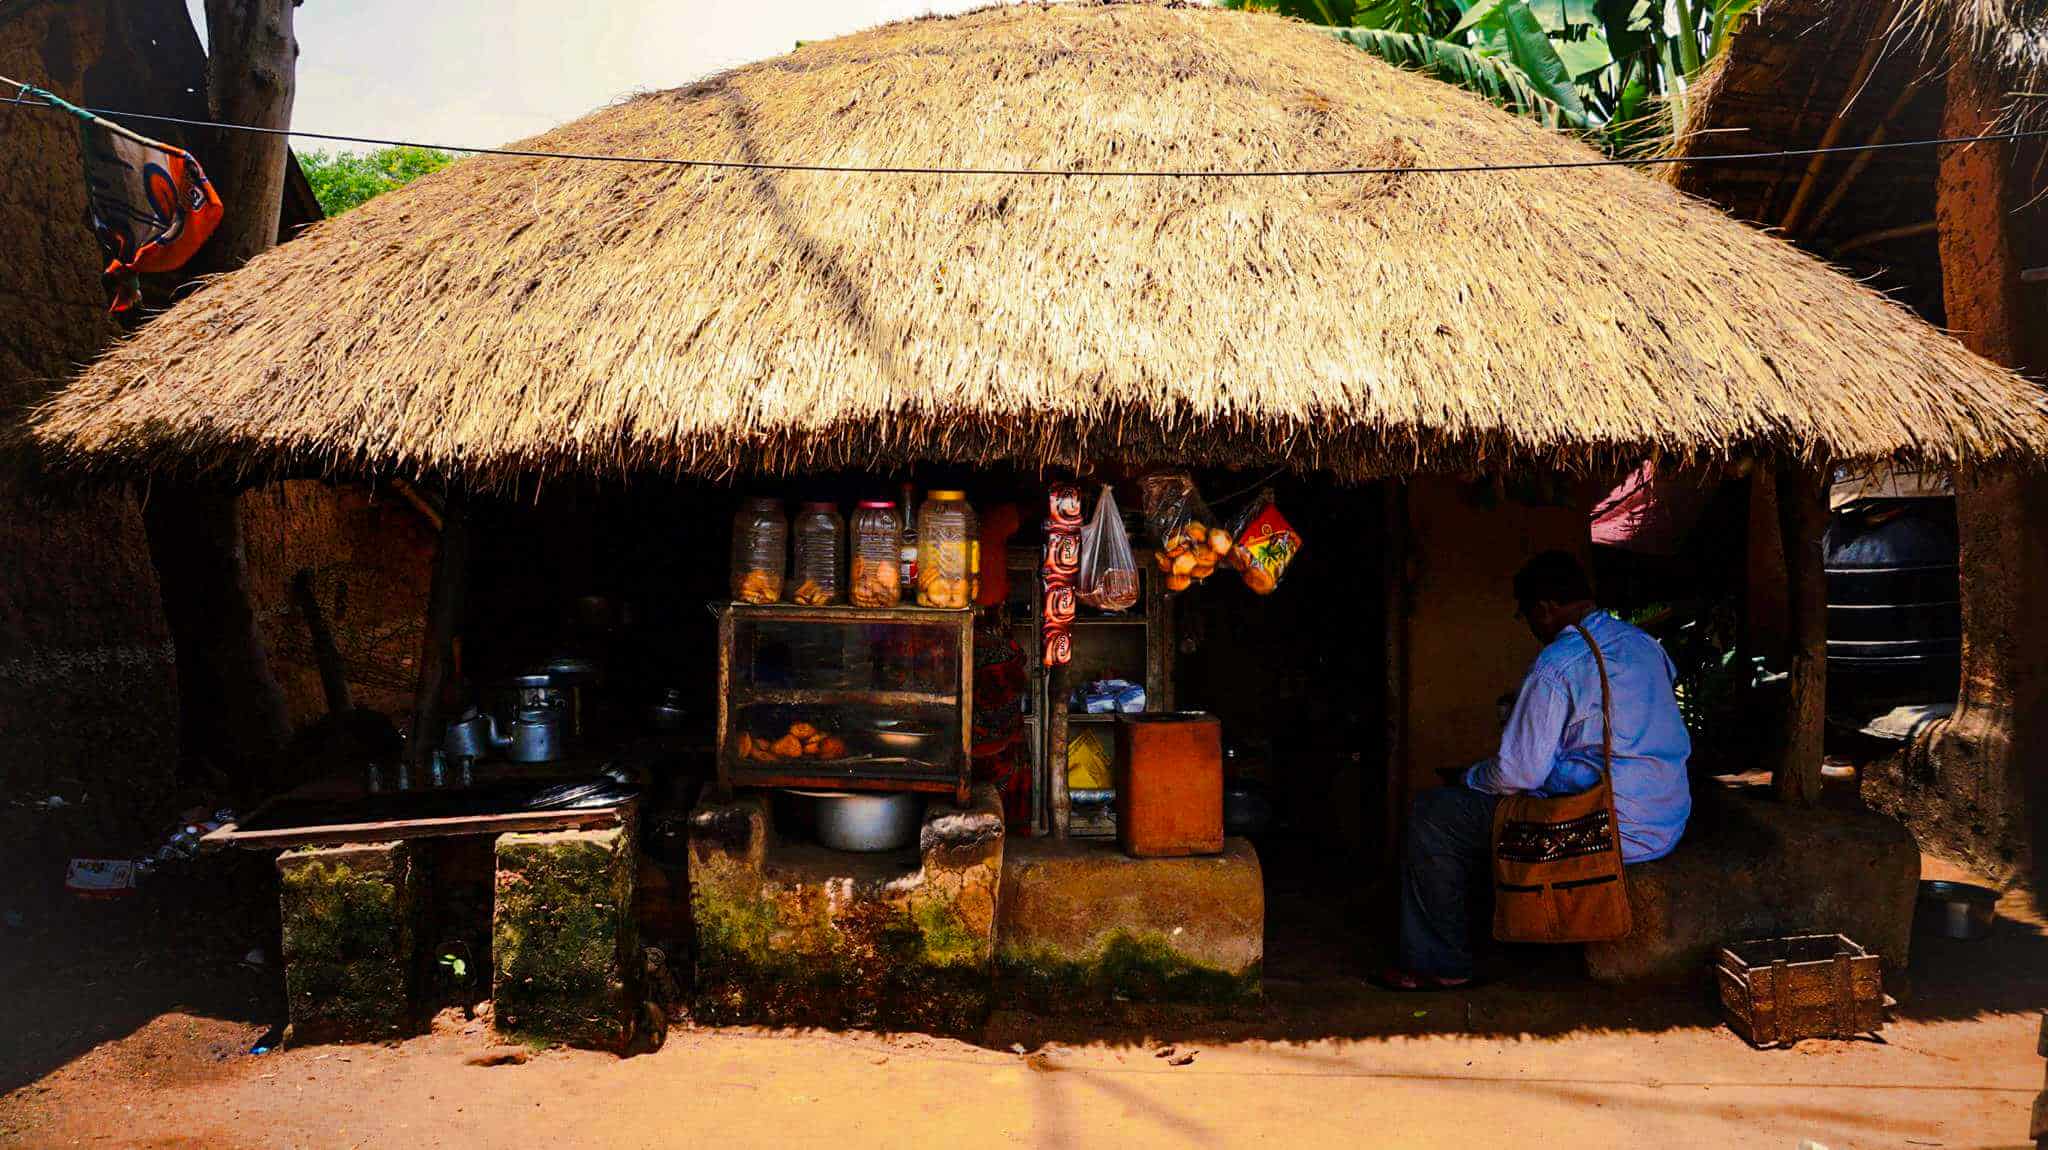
[916,491,974,609]
[850,500,904,607]
[730,496,787,604]
[790,502,845,605]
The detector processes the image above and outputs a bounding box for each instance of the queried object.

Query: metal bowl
[864,723,943,758]
[789,790,922,852]
[1916,880,1999,940]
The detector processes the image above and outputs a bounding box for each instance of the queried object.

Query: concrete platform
[1584,784,1919,989]
[687,785,1004,1032]
[996,837,1263,1008]
[277,840,423,1045]
[492,821,641,1050]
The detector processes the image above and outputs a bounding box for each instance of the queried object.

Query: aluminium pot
[790,790,922,852]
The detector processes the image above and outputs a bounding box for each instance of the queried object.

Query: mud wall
[1399,477,1592,794]
[0,1,190,829]
[1,3,431,860]
[1883,60,2048,884]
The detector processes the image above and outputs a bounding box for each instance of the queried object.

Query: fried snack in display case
[716,603,974,804]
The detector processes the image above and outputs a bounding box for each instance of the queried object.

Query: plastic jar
[790,502,845,605]
[730,497,787,604]
[916,491,974,609]
[850,501,904,607]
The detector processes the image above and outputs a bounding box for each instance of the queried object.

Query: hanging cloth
[15,81,224,313]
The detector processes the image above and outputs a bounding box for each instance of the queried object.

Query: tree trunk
[1772,462,1828,805]
[1912,50,2048,879]
[141,0,298,792]
[196,0,297,272]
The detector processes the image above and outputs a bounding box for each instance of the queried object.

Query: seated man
[1380,550,1691,990]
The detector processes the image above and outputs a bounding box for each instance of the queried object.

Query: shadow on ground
[0,848,281,1096]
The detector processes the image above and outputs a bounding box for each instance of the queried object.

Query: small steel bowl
[1916,880,1999,940]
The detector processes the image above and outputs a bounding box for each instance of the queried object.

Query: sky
[185,0,994,152]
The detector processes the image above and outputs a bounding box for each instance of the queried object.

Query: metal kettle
[444,708,501,759]
[502,706,566,763]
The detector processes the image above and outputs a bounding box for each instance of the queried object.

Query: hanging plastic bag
[1140,471,1230,593]
[1076,485,1140,611]
[1227,487,1303,595]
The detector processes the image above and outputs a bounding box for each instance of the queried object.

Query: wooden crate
[1715,933,1890,1048]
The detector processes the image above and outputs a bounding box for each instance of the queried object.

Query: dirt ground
[3,859,2043,1150]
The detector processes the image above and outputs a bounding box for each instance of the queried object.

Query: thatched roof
[32,2,2048,485]
[1674,0,2048,313]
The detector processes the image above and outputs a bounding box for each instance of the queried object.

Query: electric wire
[6,88,2048,179]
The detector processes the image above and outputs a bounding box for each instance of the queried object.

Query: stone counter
[996,837,1263,1008]
[687,786,1004,1032]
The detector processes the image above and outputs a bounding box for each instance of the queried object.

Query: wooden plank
[204,801,629,850]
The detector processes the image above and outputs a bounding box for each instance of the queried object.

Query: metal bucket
[1917,880,1999,940]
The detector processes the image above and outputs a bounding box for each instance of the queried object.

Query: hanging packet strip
[20,83,223,313]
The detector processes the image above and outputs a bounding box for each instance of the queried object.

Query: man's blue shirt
[1464,609,1692,863]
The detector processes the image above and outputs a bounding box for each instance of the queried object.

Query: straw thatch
[31,1,2048,486]
[1901,0,2048,101]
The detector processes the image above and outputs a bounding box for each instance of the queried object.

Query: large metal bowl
[789,790,922,852]
[1917,880,1999,940]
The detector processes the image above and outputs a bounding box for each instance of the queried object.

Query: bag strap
[1571,620,1614,785]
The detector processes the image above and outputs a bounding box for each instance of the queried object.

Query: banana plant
[1226,0,1760,154]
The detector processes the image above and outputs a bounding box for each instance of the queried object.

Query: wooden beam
[1831,219,1938,257]
[407,486,471,770]
[1801,79,1925,239]
[1777,7,1895,234]
[290,567,352,715]
[1773,463,1829,806]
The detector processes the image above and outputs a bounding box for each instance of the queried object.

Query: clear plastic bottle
[730,497,787,604]
[850,501,904,607]
[790,502,845,605]
[916,491,974,609]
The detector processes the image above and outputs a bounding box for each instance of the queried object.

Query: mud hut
[1674,0,2048,881]
[24,3,2048,1020]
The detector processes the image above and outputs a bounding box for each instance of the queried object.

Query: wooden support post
[1381,479,1410,870]
[1048,662,1071,839]
[407,487,470,770]
[1773,463,1829,805]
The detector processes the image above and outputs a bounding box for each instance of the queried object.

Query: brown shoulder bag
[1491,621,1633,943]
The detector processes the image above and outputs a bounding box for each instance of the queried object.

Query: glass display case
[716,604,974,804]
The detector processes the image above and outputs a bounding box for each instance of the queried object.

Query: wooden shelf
[733,687,956,708]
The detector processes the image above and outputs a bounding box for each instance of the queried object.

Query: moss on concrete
[999,930,1262,1008]
[688,787,1004,1034]
[277,842,421,1045]
[492,822,639,1051]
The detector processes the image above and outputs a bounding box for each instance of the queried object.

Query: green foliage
[1233,0,1760,154]
[296,146,457,216]
[1330,28,1594,130]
